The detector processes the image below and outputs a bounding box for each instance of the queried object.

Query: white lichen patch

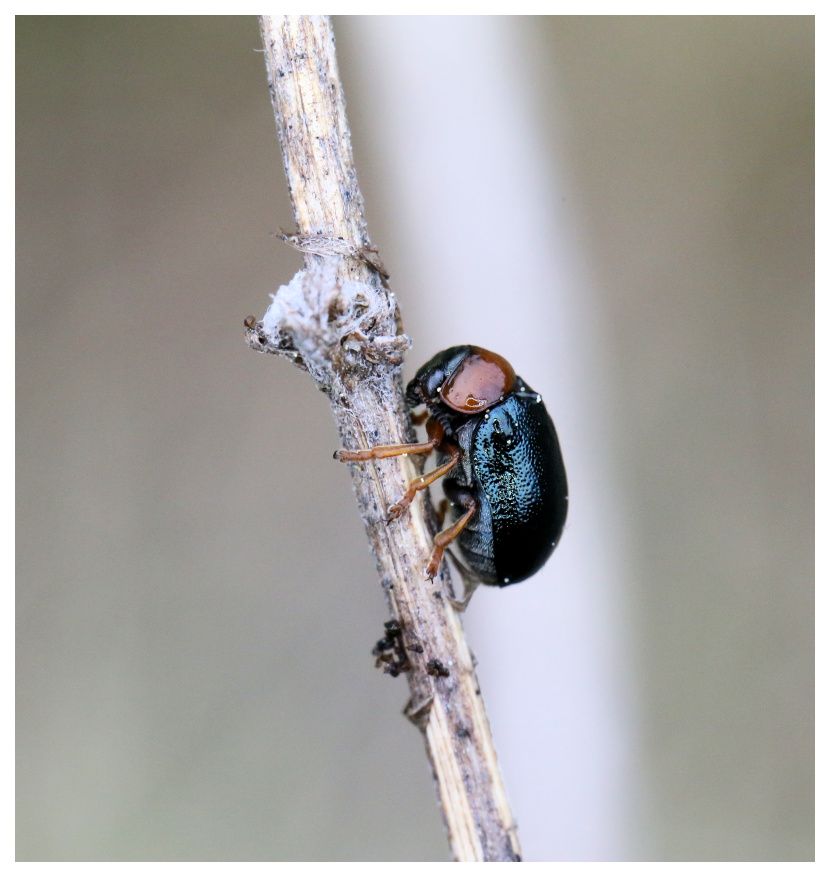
[255,258,410,388]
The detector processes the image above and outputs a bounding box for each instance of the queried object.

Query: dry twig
[247,15,521,862]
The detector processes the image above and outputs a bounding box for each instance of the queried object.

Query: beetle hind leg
[446,562,481,612]
[426,495,476,580]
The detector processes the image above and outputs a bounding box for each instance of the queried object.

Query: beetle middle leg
[387,441,463,521]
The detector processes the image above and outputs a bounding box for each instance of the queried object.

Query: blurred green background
[16,16,813,861]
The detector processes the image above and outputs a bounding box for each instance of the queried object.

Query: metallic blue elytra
[406,345,568,586]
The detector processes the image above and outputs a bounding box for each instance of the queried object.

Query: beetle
[335,345,568,603]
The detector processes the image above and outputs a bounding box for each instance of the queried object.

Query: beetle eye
[440,348,517,414]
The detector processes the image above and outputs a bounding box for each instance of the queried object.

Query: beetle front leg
[334,437,439,462]
[334,414,444,463]
[426,495,476,580]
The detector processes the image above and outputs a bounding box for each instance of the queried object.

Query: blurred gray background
[16,16,813,861]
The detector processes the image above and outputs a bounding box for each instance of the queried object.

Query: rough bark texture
[248,15,521,862]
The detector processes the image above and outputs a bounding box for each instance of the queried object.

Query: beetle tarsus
[387,500,407,521]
